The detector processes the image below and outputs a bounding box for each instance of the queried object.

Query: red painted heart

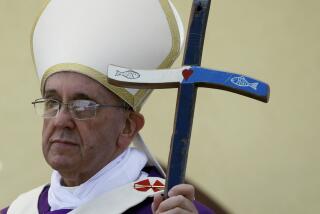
[182,69,193,80]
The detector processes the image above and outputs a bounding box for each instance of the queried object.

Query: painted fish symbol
[231,76,259,90]
[115,70,141,79]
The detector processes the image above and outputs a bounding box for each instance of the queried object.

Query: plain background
[0,0,319,213]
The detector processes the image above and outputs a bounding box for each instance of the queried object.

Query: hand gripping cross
[107,0,270,197]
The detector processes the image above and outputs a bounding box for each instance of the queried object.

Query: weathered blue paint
[164,0,212,197]
[183,0,211,66]
[165,83,197,195]
[164,0,270,198]
[185,66,270,102]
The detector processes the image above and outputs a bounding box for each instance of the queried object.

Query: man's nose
[53,105,75,128]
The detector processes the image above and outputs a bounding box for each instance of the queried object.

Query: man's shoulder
[1,184,47,214]
[15,184,47,198]
[0,207,8,214]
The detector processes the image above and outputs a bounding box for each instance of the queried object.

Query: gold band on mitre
[32,0,184,111]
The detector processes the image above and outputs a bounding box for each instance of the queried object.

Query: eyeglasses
[31,98,130,120]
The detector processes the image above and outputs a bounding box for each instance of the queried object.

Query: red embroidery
[134,179,165,192]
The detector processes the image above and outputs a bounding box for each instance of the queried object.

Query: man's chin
[46,155,79,172]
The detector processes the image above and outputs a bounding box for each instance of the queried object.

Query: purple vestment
[1,167,214,214]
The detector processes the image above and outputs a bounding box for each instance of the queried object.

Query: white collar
[48,147,148,211]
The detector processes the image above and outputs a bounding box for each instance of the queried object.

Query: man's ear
[117,111,145,149]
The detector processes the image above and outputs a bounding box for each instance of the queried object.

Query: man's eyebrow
[71,93,94,100]
[43,90,94,101]
[43,89,58,98]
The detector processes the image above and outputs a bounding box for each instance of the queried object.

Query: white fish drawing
[115,70,141,79]
[231,76,259,90]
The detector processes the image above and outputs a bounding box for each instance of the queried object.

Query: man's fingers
[156,195,197,213]
[153,184,198,214]
[168,184,195,201]
[152,193,164,213]
[158,207,190,214]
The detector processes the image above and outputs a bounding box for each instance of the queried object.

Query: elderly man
[1,0,213,213]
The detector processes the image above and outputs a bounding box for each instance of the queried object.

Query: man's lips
[50,139,78,146]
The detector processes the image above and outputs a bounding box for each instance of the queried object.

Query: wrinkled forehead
[43,71,122,103]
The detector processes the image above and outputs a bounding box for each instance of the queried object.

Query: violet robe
[1,167,214,214]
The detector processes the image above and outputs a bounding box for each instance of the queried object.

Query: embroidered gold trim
[158,0,181,68]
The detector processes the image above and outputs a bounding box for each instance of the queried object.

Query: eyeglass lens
[34,99,97,119]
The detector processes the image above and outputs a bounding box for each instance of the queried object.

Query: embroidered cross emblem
[134,179,165,192]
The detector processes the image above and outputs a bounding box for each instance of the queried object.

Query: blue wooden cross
[107,0,270,197]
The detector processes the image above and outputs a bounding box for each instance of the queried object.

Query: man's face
[42,72,128,183]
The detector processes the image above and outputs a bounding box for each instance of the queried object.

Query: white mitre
[32,0,184,111]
